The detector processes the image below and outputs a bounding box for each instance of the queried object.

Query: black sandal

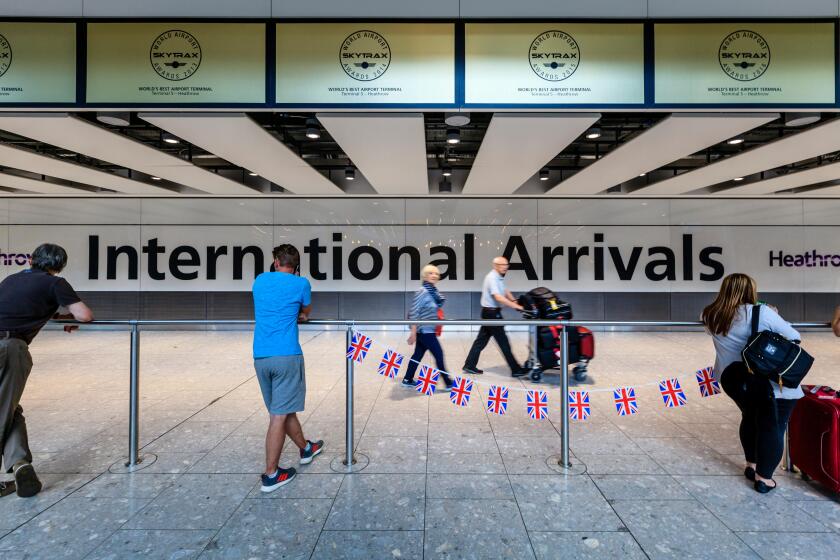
[754,479,777,493]
[744,466,756,482]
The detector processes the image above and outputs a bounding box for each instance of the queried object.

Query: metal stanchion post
[559,327,571,469]
[343,325,355,468]
[126,323,141,468]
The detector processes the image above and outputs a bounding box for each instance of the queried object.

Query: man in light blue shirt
[252,244,323,492]
[463,256,527,377]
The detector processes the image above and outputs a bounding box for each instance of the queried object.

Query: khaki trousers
[0,338,33,473]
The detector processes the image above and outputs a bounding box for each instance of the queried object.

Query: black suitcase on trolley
[519,287,572,320]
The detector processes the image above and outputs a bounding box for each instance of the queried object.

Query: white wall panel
[460,0,646,18]
[648,0,839,17]
[273,198,405,225]
[0,0,82,17]
[272,0,458,18]
[141,199,272,225]
[537,199,669,226]
[669,199,803,226]
[7,199,141,225]
[83,0,271,17]
[804,200,840,225]
[0,198,8,224]
[405,199,539,226]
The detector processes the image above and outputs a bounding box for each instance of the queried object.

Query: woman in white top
[702,273,802,494]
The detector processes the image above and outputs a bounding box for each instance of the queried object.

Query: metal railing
[52,318,832,474]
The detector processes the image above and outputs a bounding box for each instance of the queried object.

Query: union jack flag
[416,365,439,396]
[659,378,687,408]
[526,390,549,420]
[486,385,509,416]
[568,391,591,421]
[377,349,403,379]
[695,367,721,397]
[449,376,473,407]
[613,387,638,417]
[346,332,372,363]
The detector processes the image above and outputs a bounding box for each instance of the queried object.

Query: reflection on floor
[1,329,839,559]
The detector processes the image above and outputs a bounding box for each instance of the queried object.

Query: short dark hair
[31,243,68,273]
[272,244,300,269]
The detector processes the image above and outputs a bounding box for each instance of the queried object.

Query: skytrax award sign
[654,23,835,104]
[86,23,265,103]
[275,23,455,105]
[0,22,76,103]
[464,23,644,105]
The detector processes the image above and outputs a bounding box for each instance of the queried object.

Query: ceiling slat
[463,113,600,195]
[140,113,342,195]
[0,113,254,195]
[0,171,88,195]
[548,113,778,195]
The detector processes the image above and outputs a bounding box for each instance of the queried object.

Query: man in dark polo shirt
[0,243,93,498]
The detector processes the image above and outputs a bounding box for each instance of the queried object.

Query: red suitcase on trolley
[788,385,840,492]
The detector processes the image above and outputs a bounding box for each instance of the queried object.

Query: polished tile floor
[2,328,840,559]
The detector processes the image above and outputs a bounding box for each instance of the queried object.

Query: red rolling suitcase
[788,385,840,492]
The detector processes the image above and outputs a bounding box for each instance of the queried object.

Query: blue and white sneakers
[300,439,324,465]
[260,467,296,493]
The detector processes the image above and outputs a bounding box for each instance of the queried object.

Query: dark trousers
[0,338,33,473]
[720,361,798,479]
[403,332,451,384]
[464,307,521,374]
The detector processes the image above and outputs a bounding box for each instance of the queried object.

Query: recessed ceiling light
[96,112,130,127]
[638,172,647,177]
[305,118,321,140]
[151,176,161,181]
[727,137,744,145]
[785,113,821,127]
[444,112,470,127]
[733,177,744,181]
[162,133,180,144]
[441,166,452,177]
[539,168,549,181]
[585,127,601,140]
[446,128,460,144]
[345,167,355,181]
[57,151,77,157]
[248,172,258,177]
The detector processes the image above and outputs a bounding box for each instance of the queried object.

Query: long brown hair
[702,273,758,336]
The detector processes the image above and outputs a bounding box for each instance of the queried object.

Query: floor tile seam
[308,459,350,560]
[139,374,256,455]
[584,467,652,558]
[0,469,117,548]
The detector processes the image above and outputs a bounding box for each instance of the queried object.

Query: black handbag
[741,304,813,388]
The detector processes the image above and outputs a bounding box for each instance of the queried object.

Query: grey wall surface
[2,0,839,18]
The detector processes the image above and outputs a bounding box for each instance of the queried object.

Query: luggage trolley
[519,287,595,384]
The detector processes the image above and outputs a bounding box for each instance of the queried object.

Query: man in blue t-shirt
[252,244,323,492]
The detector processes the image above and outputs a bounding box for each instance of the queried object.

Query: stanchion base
[545,455,586,475]
[109,454,158,474]
[330,453,370,473]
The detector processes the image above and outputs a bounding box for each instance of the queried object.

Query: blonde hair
[701,273,758,336]
[421,264,440,281]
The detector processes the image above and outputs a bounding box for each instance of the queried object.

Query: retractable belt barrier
[51,319,832,473]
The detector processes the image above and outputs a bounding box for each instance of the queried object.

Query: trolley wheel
[573,365,587,382]
[530,369,542,383]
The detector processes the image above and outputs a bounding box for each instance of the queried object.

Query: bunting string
[348,331,721,421]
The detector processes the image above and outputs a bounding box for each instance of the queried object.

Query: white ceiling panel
[0,113,254,195]
[317,113,428,195]
[140,113,342,195]
[724,160,840,196]
[635,117,840,196]
[549,113,778,195]
[0,142,170,195]
[0,171,87,195]
[463,113,600,195]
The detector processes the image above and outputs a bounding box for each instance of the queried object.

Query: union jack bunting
[449,376,473,407]
[377,349,403,379]
[659,378,687,408]
[526,390,549,420]
[568,391,591,421]
[346,332,372,363]
[416,365,439,396]
[613,387,638,417]
[695,367,721,397]
[486,385,509,416]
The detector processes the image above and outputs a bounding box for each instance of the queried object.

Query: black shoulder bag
[741,304,814,388]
